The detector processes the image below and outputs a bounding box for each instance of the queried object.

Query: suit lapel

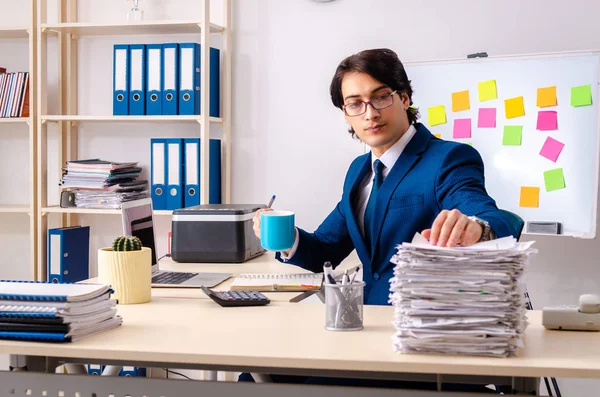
[370,124,432,260]
[345,154,372,261]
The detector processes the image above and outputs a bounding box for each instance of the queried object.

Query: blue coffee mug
[260,210,295,251]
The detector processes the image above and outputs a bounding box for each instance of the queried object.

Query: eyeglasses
[342,90,398,117]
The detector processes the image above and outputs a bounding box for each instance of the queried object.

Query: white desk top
[0,298,598,379]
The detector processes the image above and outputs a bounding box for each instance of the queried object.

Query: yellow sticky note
[452,90,470,112]
[434,133,442,139]
[537,86,557,107]
[428,105,447,126]
[505,96,525,119]
[478,80,497,101]
[519,186,540,208]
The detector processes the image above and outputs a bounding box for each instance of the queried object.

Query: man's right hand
[252,208,273,239]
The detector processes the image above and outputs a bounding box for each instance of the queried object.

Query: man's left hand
[421,209,482,247]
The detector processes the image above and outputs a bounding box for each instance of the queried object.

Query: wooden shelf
[0,117,32,124]
[0,27,29,39]
[41,206,173,216]
[40,20,224,36]
[41,115,223,123]
[0,205,30,214]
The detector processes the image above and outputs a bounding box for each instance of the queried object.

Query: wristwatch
[468,216,495,242]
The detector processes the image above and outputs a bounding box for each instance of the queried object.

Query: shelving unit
[0,2,38,280]
[35,0,232,280]
[0,205,30,214]
[0,27,30,39]
[41,205,173,217]
[41,115,223,123]
[0,117,32,123]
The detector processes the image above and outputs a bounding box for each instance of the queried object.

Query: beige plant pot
[97,247,152,305]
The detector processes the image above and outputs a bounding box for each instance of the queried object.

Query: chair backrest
[498,209,524,241]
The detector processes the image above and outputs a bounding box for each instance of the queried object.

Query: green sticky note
[502,126,522,146]
[544,168,566,192]
[571,85,592,107]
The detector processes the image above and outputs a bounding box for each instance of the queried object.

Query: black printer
[171,204,266,263]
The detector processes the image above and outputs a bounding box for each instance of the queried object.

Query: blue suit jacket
[278,123,520,305]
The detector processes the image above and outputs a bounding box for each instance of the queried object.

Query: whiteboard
[403,52,600,238]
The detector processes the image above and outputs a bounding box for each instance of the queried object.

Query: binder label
[164,48,177,90]
[180,48,194,90]
[115,49,128,94]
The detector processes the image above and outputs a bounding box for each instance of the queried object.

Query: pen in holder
[324,281,365,331]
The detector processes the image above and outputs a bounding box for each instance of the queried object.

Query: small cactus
[112,235,142,251]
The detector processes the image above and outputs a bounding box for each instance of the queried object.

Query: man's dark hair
[329,48,420,137]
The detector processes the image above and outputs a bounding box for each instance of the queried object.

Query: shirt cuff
[279,227,299,261]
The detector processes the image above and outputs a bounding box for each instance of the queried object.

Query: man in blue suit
[243,48,519,392]
[254,48,519,306]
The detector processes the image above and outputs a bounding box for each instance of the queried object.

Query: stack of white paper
[389,233,537,357]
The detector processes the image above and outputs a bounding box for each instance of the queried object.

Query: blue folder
[128,44,146,115]
[178,43,220,117]
[145,44,163,115]
[183,138,221,207]
[162,43,179,115]
[113,44,130,115]
[47,226,90,284]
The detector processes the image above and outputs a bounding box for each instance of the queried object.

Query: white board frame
[365,50,600,238]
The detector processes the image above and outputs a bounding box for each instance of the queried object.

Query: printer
[171,204,267,263]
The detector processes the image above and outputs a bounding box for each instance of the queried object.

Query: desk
[1,300,600,396]
[2,254,599,396]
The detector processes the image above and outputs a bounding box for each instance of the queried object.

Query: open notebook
[230,273,324,292]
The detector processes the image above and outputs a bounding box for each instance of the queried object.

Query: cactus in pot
[112,235,142,251]
[98,235,151,304]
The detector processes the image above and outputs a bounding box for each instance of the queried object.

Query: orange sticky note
[452,90,470,112]
[505,96,525,119]
[537,86,557,107]
[434,133,442,139]
[478,80,497,101]
[520,187,540,208]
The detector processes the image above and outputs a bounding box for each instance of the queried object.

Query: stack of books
[389,233,537,358]
[60,159,149,209]
[0,281,122,342]
[0,71,30,118]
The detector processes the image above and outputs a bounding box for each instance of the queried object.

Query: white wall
[231,1,600,395]
[1,0,599,394]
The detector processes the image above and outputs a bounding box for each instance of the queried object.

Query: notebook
[230,273,324,292]
[0,281,112,303]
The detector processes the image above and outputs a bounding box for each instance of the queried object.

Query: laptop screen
[121,199,158,267]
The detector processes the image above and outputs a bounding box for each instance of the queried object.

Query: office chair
[496,209,562,397]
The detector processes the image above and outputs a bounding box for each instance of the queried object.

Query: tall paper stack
[389,233,537,358]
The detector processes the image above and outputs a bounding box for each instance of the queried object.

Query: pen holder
[324,281,365,331]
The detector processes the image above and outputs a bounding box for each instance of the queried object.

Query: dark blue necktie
[363,159,385,248]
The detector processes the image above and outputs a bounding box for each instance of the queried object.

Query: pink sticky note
[540,137,565,162]
[537,111,558,130]
[478,108,496,128]
[453,118,471,139]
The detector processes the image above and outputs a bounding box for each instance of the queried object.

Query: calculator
[200,286,270,307]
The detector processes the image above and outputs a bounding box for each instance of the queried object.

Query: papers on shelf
[389,232,537,358]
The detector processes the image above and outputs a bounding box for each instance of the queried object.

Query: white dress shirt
[280,124,417,261]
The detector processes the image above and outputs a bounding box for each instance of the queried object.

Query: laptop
[121,198,232,288]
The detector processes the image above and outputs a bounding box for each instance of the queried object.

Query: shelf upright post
[36,0,49,281]
[29,0,39,280]
[59,0,79,227]
[222,0,231,204]
[199,0,210,205]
